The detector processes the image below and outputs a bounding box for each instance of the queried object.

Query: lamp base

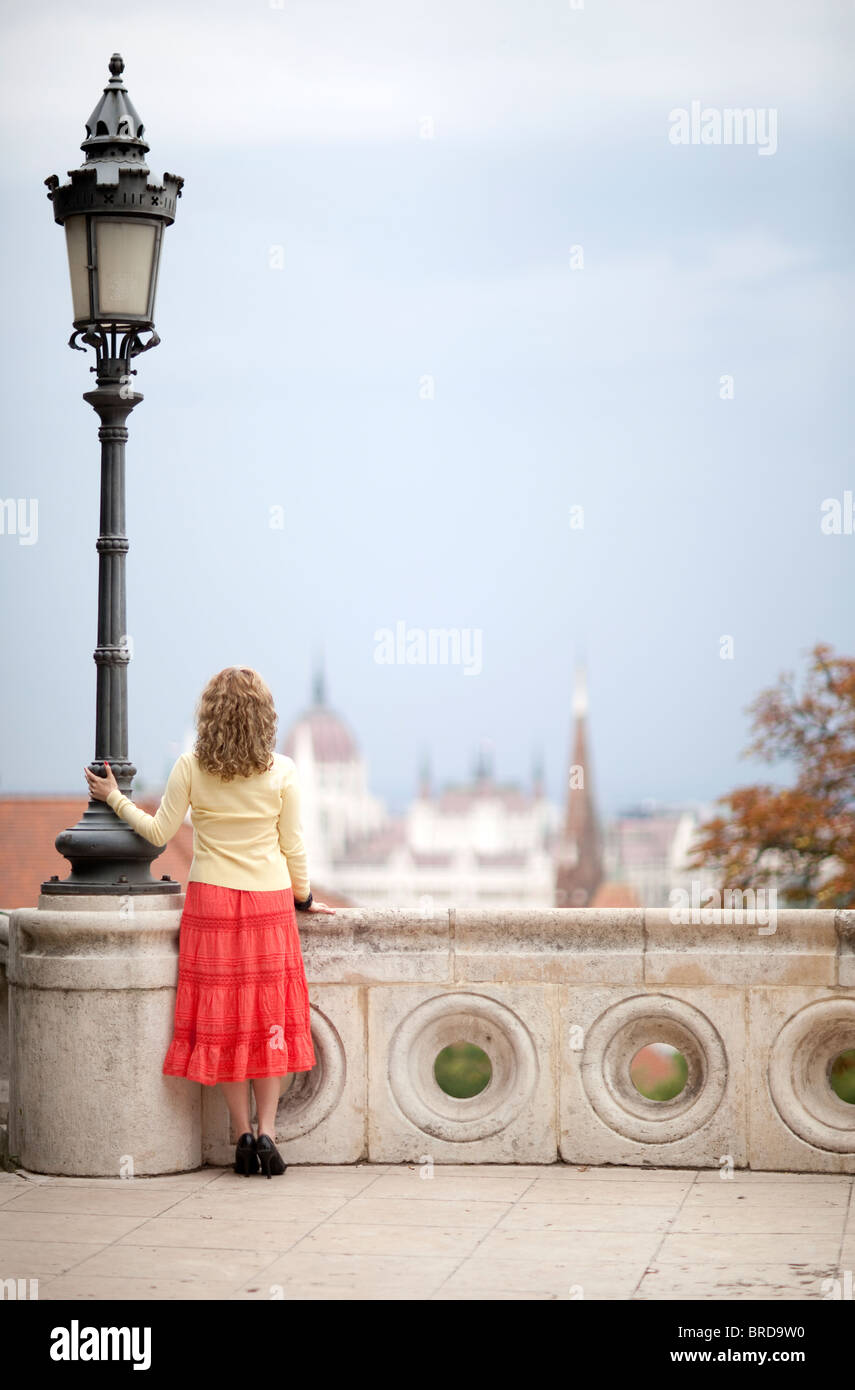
[42,796,180,896]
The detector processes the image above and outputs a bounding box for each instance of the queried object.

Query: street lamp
[41,54,184,896]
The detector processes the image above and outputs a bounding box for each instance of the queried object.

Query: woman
[84,666,335,1179]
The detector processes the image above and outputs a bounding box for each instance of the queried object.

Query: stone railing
[206,905,855,1172]
[5,900,855,1174]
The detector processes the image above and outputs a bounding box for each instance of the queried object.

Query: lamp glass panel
[64,215,91,321]
[94,219,157,317]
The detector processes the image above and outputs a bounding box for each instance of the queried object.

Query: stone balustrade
[3,900,855,1175]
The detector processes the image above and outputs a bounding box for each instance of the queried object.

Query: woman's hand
[306,900,336,915]
[84,760,120,802]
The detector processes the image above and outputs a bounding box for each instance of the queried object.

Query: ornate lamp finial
[81,52,149,162]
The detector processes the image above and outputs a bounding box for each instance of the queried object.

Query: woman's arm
[277,766,336,914]
[85,754,192,847]
[278,763,311,903]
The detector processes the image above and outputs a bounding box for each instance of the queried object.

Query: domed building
[332,743,560,909]
[280,669,387,879]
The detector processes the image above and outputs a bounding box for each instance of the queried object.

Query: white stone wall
[4,903,854,1174]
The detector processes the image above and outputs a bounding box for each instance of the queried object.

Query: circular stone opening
[629,1043,688,1102]
[434,1042,492,1098]
[829,1049,855,1104]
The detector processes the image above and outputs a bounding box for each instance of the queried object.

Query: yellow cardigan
[106,750,311,898]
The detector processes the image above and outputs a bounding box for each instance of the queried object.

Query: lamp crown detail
[44,53,183,224]
[81,52,150,166]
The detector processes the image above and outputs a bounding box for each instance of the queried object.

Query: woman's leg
[221,1081,252,1138]
[253,1076,284,1138]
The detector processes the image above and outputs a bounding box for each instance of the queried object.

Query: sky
[0,0,852,815]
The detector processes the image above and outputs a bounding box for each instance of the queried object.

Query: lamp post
[42,54,184,896]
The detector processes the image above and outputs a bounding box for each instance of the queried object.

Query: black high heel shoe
[255,1133,287,1178]
[234,1132,259,1177]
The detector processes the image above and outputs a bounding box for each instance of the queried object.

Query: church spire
[572,663,588,719]
[532,750,545,799]
[419,750,432,800]
[555,664,603,907]
[312,655,326,707]
[473,740,493,784]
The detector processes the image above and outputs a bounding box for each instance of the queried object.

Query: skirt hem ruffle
[164,1063,316,1086]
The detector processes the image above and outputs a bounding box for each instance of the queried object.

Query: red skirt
[162,881,316,1086]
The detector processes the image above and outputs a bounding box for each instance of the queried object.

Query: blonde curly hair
[194,667,278,781]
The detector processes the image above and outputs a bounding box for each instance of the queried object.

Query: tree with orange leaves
[690,643,855,908]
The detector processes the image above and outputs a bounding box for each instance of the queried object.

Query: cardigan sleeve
[278,761,311,903]
[106,753,192,847]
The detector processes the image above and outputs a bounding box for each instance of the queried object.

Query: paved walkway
[1,1165,852,1300]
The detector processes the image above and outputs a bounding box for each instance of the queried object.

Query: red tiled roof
[590,881,641,908]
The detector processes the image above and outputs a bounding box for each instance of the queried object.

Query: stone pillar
[8,893,200,1176]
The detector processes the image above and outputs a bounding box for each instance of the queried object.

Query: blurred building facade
[278,673,558,908]
[601,804,719,909]
[279,667,712,911]
[280,669,387,888]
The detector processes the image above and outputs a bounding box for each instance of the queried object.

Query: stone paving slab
[40,1276,243,1301]
[474,1227,659,1261]
[118,1215,320,1251]
[13,1169,224,1191]
[0,1210,147,1245]
[325,1196,514,1227]
[291,1221,487,1258]
[164,1191,351,1223]
[353,1173,538,1202]
[239,1251,460,1299]
[0,1164,849,1301]
[681,1182,850,1206]
[495,1202,679,1233]
[1,1186,192,1217]
[433,1256,651,1299]
[655,1232,843,1264]
[673,1206,847,1234]
[635,1264,838,1301]
[57,1241,279,1287]
[0,1239,101,1277]
[693,1169,850,1184]
[520,1177,693,1205]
